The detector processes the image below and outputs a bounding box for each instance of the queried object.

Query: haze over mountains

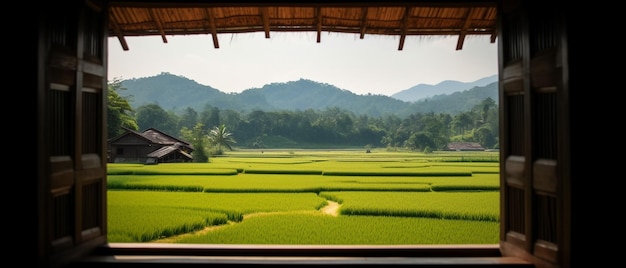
[391,75,497,102]
[118,72,498,118]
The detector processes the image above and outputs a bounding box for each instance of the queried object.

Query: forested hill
[391,74,497,102]
[240,79,409,117]
[410,82,498,115]
[119,72,497,118]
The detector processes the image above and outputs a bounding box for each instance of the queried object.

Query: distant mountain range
[118,72,498,118]
[390,74,498,102]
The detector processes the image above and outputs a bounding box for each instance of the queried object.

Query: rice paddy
[107,149,500,244]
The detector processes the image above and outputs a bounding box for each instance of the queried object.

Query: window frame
[37,1,571,267]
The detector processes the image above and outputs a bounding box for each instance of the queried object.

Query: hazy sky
[108,32,497,96]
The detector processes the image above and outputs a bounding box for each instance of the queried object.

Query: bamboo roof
[109,1,498,51]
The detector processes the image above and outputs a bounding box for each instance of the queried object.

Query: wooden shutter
[498,1,570,268]
[38,1,109,266]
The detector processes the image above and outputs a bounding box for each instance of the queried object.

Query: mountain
[118,72,497,117]
[408,82,498,115]
[391,74,497,102]
[119,72,229,111]
[241,79,410,117]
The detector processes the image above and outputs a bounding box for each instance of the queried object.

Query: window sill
[71,243,533,267]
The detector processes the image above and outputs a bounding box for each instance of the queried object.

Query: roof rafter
[359,7,368,39]
[316,7,322,43]
[107,3,498,51]
[203,8,219,48]
[261,7,270,38]
[456,8,477,50]
[109,17,129,50]
[398,7,410,51]
[148,8,168,43]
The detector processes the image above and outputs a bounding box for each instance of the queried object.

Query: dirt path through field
[320,200,341,216]
[151,200,341,243]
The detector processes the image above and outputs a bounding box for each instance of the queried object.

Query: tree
[180,123,209,162]
[179,107,199,131]
[200,105,220,131]
[473,126,497,149]
[451,113,472,140]
[406,132,436,151]
[207,124,237,155]
[107,78,138,138]
[135,103,179,134]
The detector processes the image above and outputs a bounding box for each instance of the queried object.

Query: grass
[107,149,500,244]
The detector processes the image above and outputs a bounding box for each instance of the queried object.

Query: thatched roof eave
[108,1,498,51]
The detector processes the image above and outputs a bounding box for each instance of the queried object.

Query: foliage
[118,73,497,119]
[112,74,499,151]
[180,123,209,162]
[135,103,179,134]
[107,77,138,138]
[107,88,499,151]
[109,80,499,153]
[207,124,237,155]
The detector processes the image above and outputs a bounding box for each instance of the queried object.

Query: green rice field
[107,149,500,245]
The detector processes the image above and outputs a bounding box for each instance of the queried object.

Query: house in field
[108,127,194,163]
[444,142,485,151]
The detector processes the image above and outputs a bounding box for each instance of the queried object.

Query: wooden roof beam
[456,34,466,50]
[203,8,219,48]
[109,17,129,51]
[148,8,168,43]
[398,7,410,51]
[456,8,477,50]
[261,7,270,38]
[316,7,322,43]
[359,7,368,39]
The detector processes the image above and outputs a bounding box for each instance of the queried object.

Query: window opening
[107,30,499,246]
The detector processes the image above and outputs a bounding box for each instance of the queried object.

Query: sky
[108,32,497,96]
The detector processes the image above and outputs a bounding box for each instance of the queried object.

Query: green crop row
[174,214,499,245]
[108,191,499,244]
[107,172,497,193]
[107,150,500,244]
[321,191,499,222]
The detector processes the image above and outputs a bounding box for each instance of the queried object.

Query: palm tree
[207,124,237,154]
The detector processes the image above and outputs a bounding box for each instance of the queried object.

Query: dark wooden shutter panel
[499,2,569,267]
[40,1,108,266]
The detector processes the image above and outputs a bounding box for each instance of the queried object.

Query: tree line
[108,79,499,161]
